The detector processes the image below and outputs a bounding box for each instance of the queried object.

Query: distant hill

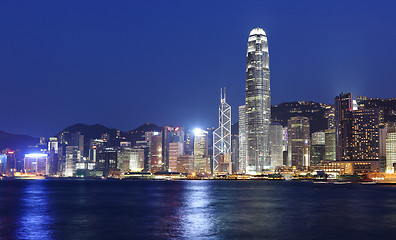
[271,101,331,133]
[0,130,39,151]
[128,122,163,145]
[58,123,127,141]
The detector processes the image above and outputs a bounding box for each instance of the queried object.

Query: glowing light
[175,127,180,132]
[25,153,47,158]
[8,151,14,154]
[193,128,202,135]
[153,132,159,136]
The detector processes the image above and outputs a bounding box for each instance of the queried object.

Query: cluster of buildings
[1,27,396,179]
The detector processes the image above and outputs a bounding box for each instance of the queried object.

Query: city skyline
[2,1,396,138]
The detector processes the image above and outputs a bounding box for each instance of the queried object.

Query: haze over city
[1,0,396,138]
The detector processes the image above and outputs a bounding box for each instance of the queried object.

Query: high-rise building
[169,142,184,172]
[24,153,48,175]
[65,146,80,177]
[177,155,193,173]
[351,109,380,161]
[245,27,271,174]
[193,128,209,173]
[0,154,6,174]
[386,126,396,173]
[325,105,336,129]
[47,137,59,175]
[162,126,184,171]
[145,132,163,173]
[2,149,16,176]
[379,126,388,172]
[96,147,118,177]
[287,117,310,168]
[89,139,106,163]
[231,130,239,173]
[282,127,288,165]
[130,148,145,172]
[184,129,194,156]
[325,129,336,161]
[335,93,354,160]
[311,131,325,165]
[238,105,247,173]
[118,142,133,174]
[269,122,284,168]
[213,88,231,174]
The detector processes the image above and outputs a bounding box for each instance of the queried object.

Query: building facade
[287,117,310,168]
[269,122,283,168]
[245,27,271,174]
[193,129,209,173]
[213,88,231,174]
[238,105,247,173]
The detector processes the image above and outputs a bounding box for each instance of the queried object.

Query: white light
[153,132,159,136]
[249,27,266,36]
[193,128,202,135]
[25,153,47,158]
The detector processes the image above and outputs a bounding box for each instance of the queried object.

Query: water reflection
[180,181,216,239]
[15,180,55,240]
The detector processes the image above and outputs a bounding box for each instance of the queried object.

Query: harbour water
[0,180,395,240]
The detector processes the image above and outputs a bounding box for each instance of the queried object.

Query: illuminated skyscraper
[193,128,209,173]
[386,126,396,173]
[145,132,163,173]
[325,129,336,161]
[245,27,271,174]
[269,123,283,168]
[169,142,183,172]
[335,93,354,160]
[213,88,232,174]
[65,146,80,177]
[351,109,380,161]
[238,105,247,173]
[287,117,310,168]
[311,131,325,165]
[24,153,48,175]
[162,126,184,171]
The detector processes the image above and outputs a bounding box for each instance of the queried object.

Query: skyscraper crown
[249,27,266,36]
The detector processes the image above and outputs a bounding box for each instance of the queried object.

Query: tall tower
[335,92,353,160]
[245,27,271,174]
[213,88,232,174]
[287,117,310,168]
[193,129,209,173]
[238,105,247,173]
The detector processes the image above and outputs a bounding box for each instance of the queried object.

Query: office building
[351,109,380,161]
[213,88,232,174]
[193,128,210,173]
[386,126,396,173]
[311,131,325,165]
[245,27,271,174]
[287,117,310,168]
[335,93,354,160]
[169,142,184,172]
[325,129,336,161]
[238,105,247,173]
[24,153,48,175]
[269,122,284,168]
[145,132,163,173]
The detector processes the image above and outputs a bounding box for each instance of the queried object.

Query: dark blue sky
[1,0,396,137]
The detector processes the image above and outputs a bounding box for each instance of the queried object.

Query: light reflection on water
[180,181,216,239]
[15,180,55,240]
[1,180,396,239]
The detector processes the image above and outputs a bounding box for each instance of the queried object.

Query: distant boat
[334,182,351,184]
[14,175,45,180]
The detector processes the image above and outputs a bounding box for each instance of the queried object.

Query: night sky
[1,0,396,137]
